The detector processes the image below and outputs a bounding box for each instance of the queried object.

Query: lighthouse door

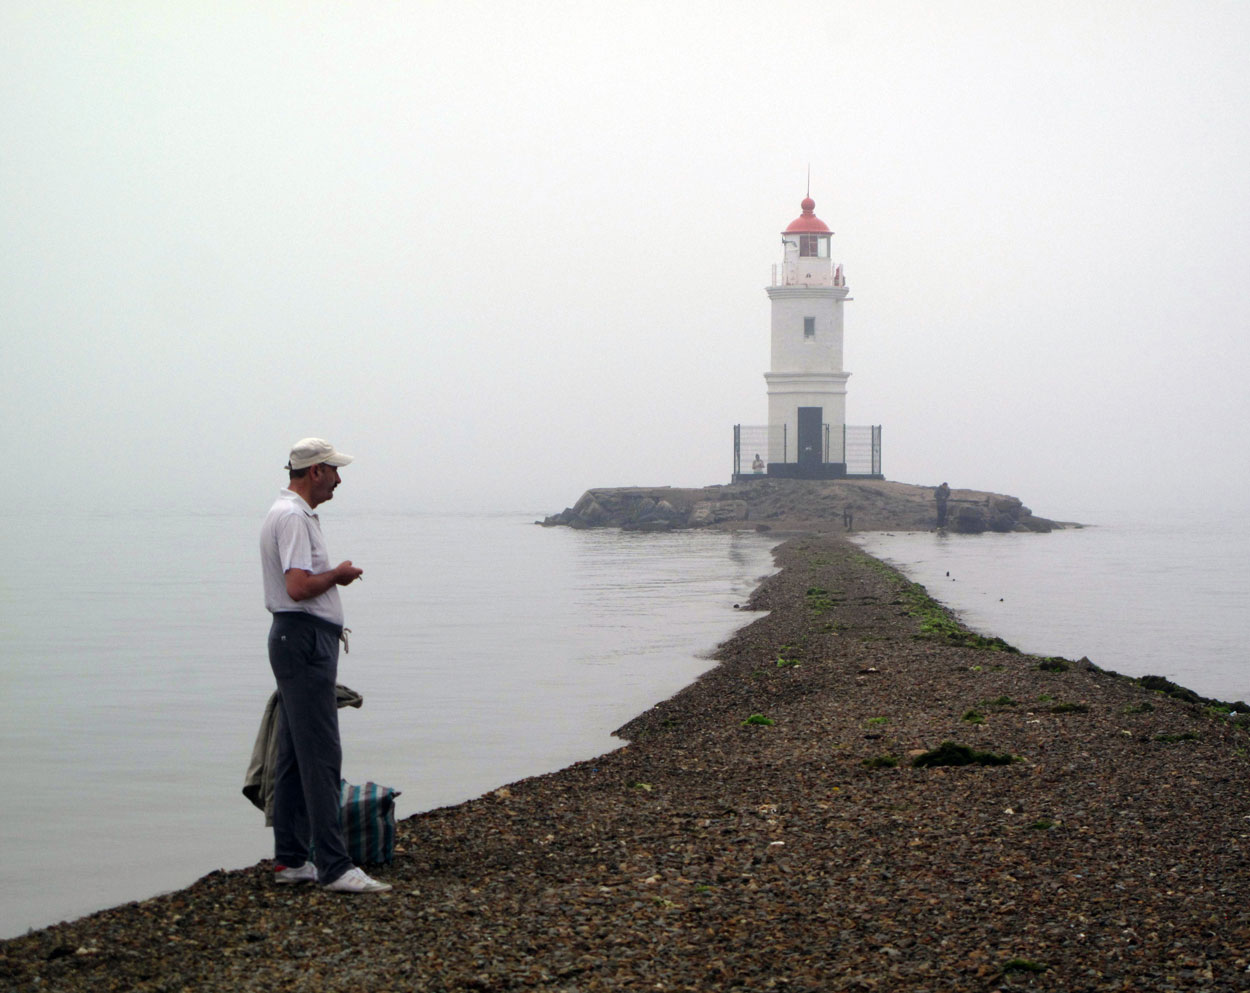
[797,407,823,472]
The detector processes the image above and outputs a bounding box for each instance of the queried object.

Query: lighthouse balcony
[732,423,882,481]
[770,262,847,289]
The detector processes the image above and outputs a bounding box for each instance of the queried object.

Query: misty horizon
[4,2,1248,524]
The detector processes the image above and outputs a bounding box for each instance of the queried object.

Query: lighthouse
[732,194,881,481]
[763,195,853,477]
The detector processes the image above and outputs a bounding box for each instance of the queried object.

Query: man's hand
[333,561,364,586]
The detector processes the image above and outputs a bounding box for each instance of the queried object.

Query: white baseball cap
[285,437,354,470]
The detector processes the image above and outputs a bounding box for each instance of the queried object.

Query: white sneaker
[323,866,391,893]
[274,862,318,885]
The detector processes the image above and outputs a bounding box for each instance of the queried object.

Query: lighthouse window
[804,317,816,338]
[799,234,829,258]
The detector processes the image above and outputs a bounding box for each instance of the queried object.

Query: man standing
[259,437,390,894]
[934,481,951,528]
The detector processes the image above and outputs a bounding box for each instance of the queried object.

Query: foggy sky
[3,1,1248,522]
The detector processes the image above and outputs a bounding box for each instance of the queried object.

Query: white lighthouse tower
[763,195,851,477]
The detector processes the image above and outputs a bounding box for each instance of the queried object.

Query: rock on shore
[540,478,1068,533]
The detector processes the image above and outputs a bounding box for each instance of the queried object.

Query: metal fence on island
[733,424,883,481]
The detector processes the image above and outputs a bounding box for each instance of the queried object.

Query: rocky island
[541,477,1070,534]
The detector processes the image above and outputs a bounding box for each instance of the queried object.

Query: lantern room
[775,197,844,289]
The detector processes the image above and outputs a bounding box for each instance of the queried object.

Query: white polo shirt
[260,489,344,626]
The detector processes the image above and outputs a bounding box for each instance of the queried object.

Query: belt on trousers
[272,610,352,653]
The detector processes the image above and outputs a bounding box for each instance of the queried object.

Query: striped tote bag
[338,780,401,865]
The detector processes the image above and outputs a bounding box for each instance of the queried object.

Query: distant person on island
[259,437,390,894]
[752,454,765,474]
[934,481,951,528]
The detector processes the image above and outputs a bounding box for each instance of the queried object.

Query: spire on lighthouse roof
[784,196,831,235]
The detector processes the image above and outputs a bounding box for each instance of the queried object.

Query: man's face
[311,462,341,504]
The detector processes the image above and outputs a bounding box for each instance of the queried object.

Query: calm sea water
[0,512,778,939]
[852,510,1250,704]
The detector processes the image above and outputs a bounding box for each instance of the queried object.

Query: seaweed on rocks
[911,741,1017,767]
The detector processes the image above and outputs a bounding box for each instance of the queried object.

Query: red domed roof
[784,196,831,234]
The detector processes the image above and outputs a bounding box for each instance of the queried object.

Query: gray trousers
[267,611,353,885]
